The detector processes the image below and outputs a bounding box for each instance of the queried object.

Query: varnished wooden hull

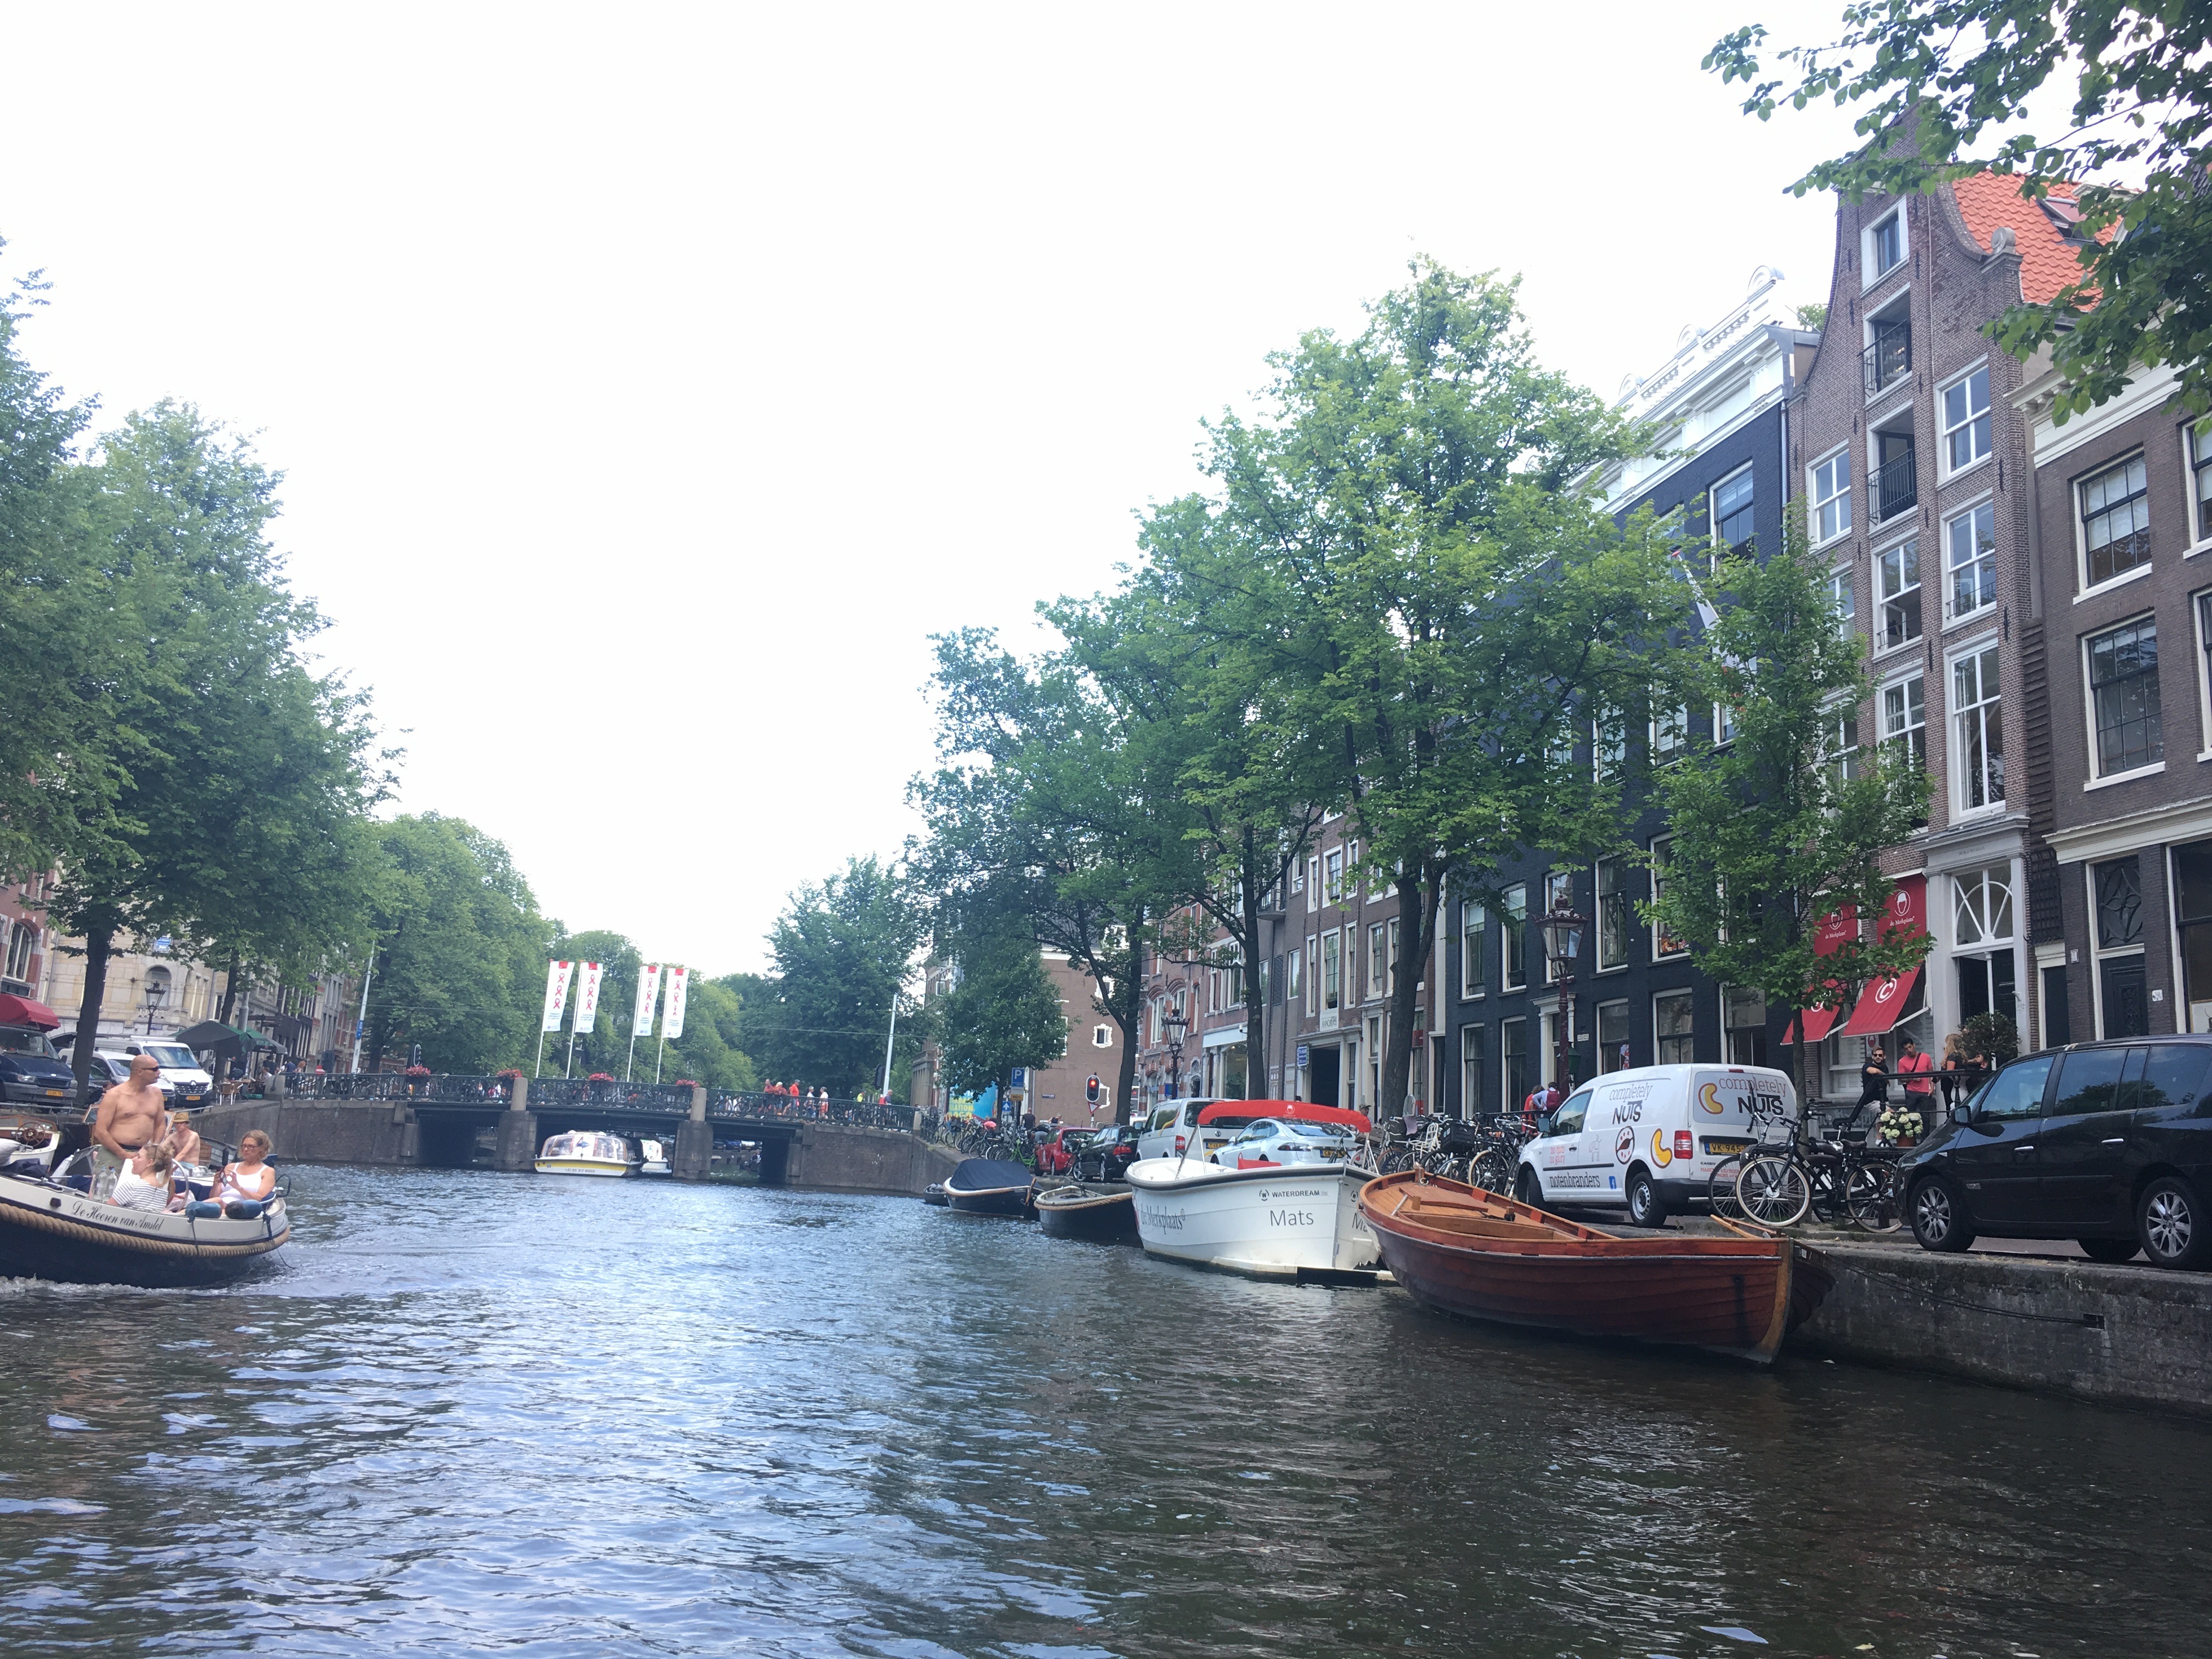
[1359,1172,1826,1363]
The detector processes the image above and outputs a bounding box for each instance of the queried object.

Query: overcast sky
[2,1,1867,975]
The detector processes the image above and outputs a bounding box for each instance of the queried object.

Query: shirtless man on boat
[89,1053,169,1201]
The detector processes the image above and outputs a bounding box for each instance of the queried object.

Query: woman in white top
[208,1130,276,1206]
[112,1145,177,1214]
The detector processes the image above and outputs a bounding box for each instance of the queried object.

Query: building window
[1596,1000,1630,1074]
[1878,538,1921,648]
[1712,466,1756,550]
[1951,643,2005,812]
[2190,421,2212,544]
[1882,673,1927,770]
[1323,847,1345,905]
[1827,567,1855,630]
[2081,453,2151,587]
[1306,856,1321,911]
[1946,501,1997,622]
[1654,989,1696,1065]
[2092,856,2148,1038]
[1649,837,1688,959]
[1870,210,1904,276]
[1953,863,2017,1031]
[1723,986,1768,1066]
[1460,1024,1488,1120]
[1828,701,1863,785]
[1366,1014,1384,1108]
[2,921,33,985]
[1652,704,1689,764]
[1501,1017,1530,1112]
[1812,449,1852,543]
[1542,871,1573,983]
[1321,930,1342,1014]
[1304,935,1318,1016]
[1500,884,1527,991]
[1093,1023,1114,1048]
[1942,366,1992,472]
[1288,947,1304,1011]
[2172,840,2212,1033]
[1713,700,1739,746]
[2087,616,2164,776]
[1460,905,1486,999]
[1290,858,1304,895]
[1592,708,1626,781]
[1595,858,1629,971]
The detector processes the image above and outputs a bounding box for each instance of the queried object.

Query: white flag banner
[662,965,689,1041]
[541,960,575,1033]
[573,962,605,1031]
[632,963,662,1036]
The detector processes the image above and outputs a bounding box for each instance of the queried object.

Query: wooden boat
[942,1158,1034,1217]
[1034,1181,1138,1243]
[1358,1170,1831,1363]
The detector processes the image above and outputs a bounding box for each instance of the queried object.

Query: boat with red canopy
[1125,1101,1385,1281]
[1358,1170,1833,1363]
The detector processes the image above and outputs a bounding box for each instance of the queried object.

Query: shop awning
[1835,967,1922,1038]
[0,993,60,1030]
[1782,1003,1847,1046]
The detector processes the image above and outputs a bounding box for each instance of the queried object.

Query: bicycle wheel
[1735,1153,1811,1227]
[1706,1154,1748,1221]
[1844,1162,1901,1232]
[1468,1147,1515,1193]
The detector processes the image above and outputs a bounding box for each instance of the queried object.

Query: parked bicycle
[1730,1104,1901,1231]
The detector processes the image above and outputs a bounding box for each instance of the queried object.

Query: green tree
[1641,524,1933,1121]
[1707,2,2212,417]
[656,975,755,1093]
[936,883,1068,1114]
[748,857,923,1095]
[364,814,554,1074]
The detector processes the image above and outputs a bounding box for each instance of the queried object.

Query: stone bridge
[195,1075,957,1195]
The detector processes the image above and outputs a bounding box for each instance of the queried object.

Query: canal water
[0,1167,2204,1658]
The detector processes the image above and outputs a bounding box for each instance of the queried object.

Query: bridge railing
[276,1074,920,1132]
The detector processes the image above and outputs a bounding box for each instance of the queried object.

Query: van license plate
[43,1089,63,1098]
[1705,1139,1749,1157]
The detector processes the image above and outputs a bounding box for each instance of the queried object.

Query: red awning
[1781,1003,1848,1046]
[0,993,59,1030]
[1195,1099,1372,1136]
[1836,968,1922,1038]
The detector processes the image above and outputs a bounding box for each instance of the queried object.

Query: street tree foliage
[364,814,554,1074]
[1708,2,2212,417]
[744,857,925,1096]
[935,880,1068,1111]
[1641,525,1933,1117]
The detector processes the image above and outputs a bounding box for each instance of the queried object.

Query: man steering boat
[89,1053,170,1201]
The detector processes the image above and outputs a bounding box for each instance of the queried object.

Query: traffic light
[1085,1074,1101,1104]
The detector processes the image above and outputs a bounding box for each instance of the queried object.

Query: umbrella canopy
[173,1020,281,1060]
[0,993,60,1030]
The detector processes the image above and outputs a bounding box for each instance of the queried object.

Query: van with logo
[1511,1063,1798,1227]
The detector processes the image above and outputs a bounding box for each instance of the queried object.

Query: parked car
[0,1025,78,1109]
[1034,1125,1091,1176]
[1513,1063,1799,1227]
[1135,1098,1238,1163]
[1073,1124,1142,1182]
[1209,1116,1360,1169]
[89,1052,177,1103]
[124,1040,215,1108]
[1898,1036,2212,1268]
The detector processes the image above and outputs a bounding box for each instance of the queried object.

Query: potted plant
[587,1071,616,1099]
[403,1062,432,1099]
[1877,1102,1924,1148]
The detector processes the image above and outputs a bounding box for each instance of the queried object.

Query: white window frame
[1542,870,1573,983]
[1595,857,1629,973]
[2083,611,2166,782]
[1881,670,1927,772]
[1651,703,1689,765]
[1710,462,1756,551]
[1713,699,1738,747]
[2187,419,2212,555]
[1288,945,1304,1009]
[1826,566,1856,633]
[2078,449,2153,593]
[1596,998,1632,1074]
[1500,883,1527,991]
[2194,588,2212,762]
[1939,364,1994,479]
[1304,934,1318,1017]
[1866,208,1906,281]
[1368,921,1388,1002]
[1460,1023,1486,1120]
[1875,533,1922,654]
[1809,445,1853,546]
[1948,637,2005,816]
[1323,847,1345,906]
[1459,904,1486,1000]
[1093,1023,1114,1048]
[1320,929,1342,1018]
[1649,836,1688,960]
[1592,708,1626,782]
[1944,495,1999,625]
[1826,695,1864,786]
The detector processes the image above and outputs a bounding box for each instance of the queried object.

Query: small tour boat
[0,1126,289,1289]
[636,1138,673,1177]
[1125,1102,1382,1280]
[534,1131,640,1177]
[1034,1181,1138,1244]
[942,1158,1034,1217]
[921,1182,949,1206]
[1358,1171,1833,1363]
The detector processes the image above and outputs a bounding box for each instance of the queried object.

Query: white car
[125,1040,216,1108]
[1209,1115,1361,1170]
[90,1052,177,1103]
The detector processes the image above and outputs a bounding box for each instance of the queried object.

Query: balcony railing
[1873,448,1918,523]
[1862,323,1911,398]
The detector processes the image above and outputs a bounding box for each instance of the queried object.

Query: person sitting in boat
[161,1111,203,1170]
[112,1144,177,1214]
[206,1131,276,1210]
[89,1053,171,1201]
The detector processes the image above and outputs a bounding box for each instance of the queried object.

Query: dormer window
[1871,211,1905,278]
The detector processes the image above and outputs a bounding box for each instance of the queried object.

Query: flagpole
[625,1028,637,1082]
[655,1032,665,1085]
[878,999,899,1100]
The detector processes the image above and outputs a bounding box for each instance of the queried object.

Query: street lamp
[1162,998,1188,1101]
[1538,895,1588,1094]
[144,981,166,1035]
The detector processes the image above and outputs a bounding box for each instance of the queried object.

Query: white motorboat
[636,1138,672,1177]
[534,1131,639,1177]
[1125,1102,1385,1281]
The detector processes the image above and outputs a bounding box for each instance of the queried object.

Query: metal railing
[1872,447,1918,522]
[278,1074,920,1132]
[1862,323,1910,398]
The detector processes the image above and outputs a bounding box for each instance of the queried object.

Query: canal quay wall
[1795,1243,2212,1418]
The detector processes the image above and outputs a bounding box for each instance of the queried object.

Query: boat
[1358,1170,1833,1363]
[941,1158,1034,1217]
[921,1182,948,1206]
[636,1138,673,1177]
[1125,1102,1383,1280]
[534,1131,639,1177]
[0,1124,289,1289]
[1034,1181,1138,1243]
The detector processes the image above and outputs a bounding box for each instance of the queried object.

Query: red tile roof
[1948,173,2104,306]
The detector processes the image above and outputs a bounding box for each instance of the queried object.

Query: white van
[126,1040,216,1109]
[1513,1063,1797,1227]
[1134,1098,1237,1164]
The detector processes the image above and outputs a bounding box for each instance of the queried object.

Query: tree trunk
[70,924,114,1109]
[1382,868,1440,1121]
[1110,938,1144,1126]
[216,951,244,1026]
[1240,826,1265,1102]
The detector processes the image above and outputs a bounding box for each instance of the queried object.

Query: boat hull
[943,1158,1035,1218]
[1125,1158,1379,1279]
[1034,1183,1139,1244]
[533,1158,633,1177]
[1360,1172,1819,1363]
[945,1186,1030,1217]
[0,1171,289,1289]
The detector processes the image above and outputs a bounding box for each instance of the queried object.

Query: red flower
[404,1064,432,1077]
[586,1072,616,1083]
[675,1079,701,1088]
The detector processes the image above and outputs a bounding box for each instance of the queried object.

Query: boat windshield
[0,1028,56,1057]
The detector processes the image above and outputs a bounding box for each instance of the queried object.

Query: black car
[1073,1124,1141,1182]
[1898,1035,2212,1268]
[0,1024,77,1108]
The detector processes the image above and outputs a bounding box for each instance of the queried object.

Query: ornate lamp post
[1539,896,1588,1093]
[1163,1003,1188,1100]
[143,981,166,1035]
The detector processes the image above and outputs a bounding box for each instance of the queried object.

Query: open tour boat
[1125,1102,1383,1281]
[1358,1170,1834,1363]
[534,1131,640,1177]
